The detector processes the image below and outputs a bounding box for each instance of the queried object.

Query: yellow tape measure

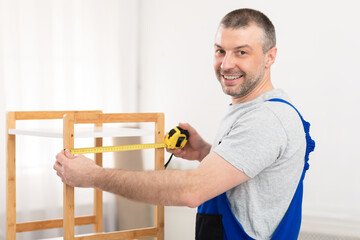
[69,126,189,155]
[70,143,166,155]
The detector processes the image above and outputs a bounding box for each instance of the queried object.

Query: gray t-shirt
[212,89,306,240]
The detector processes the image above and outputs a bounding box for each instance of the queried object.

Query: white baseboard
[301,211,360,237]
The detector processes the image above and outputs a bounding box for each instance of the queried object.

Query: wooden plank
[16,216,96,232]
[63,113,75,240]
[154,113,165,240]
[75,227,158,240]
[6,112,16,240]
[73,113,162,124]
[93,123,103,233]
[13,110,102,120]
[154,113,165,169]
[154,205,164,240]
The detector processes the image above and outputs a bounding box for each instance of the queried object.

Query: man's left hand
[53,149,101,188]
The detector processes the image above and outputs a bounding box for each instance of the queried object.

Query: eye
[215,49,225,55]
[238,50,246,56]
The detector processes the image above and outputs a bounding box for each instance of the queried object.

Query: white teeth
[223,75,241,80]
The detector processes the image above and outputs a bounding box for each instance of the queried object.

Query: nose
[221,53,236,70]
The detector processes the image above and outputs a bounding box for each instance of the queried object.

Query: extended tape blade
[70,143,166,155]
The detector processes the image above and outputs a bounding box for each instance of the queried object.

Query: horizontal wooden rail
[9,111,163,124]
[16,215,96,232]
[12,111,102,120]
[75,227,159,240]
[72,113,164,124]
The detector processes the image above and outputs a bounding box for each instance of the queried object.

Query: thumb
[178,123,195,135]
[64,149,76,159]
[178,122,191,130]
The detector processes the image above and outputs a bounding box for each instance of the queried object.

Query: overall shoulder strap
[267,98,303,120]
[266,98,315,171]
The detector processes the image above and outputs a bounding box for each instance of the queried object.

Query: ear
[265,47,277,68]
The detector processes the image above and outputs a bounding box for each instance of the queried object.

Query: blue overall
[196,98,315,240]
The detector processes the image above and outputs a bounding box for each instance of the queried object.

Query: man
[54,8,314,239]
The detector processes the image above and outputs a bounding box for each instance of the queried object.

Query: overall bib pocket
[196,213,224,240]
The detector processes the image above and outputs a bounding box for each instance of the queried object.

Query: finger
[56,150,70,165]
[177,150,186,158]
[178,122,195,137]
[59,175,66,184]
[56,170,66,183]
[166,148,175,153]
[173,149,187,158]
[53,161,63,172]
[166,148,182,154]
[64,149,76,159]
[59,171,67,184]
[178,122,191,130]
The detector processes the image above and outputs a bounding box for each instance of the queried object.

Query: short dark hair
[220,8,276,53]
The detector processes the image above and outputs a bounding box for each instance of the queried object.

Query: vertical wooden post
[154,113,165,240]
[63,114,75,239]
[94,121,103,233]
[6,112,16,240]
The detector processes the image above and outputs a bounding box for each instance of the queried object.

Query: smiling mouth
[223,75,243,80]
[222,75,244,85]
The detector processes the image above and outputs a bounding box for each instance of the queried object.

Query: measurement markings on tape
[70,143,166,155]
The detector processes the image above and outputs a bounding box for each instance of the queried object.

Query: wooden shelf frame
[6,111,165,240]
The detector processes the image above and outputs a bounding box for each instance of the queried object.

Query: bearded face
[215,59,265,99]
[213,25,270,103]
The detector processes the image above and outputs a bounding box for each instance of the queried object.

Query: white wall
[138,0,360,238]
[0,0,140,238]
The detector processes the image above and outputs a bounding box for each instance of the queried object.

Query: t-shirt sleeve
[213,107,287,178]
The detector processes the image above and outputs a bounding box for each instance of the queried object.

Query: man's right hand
[166,123,211,162]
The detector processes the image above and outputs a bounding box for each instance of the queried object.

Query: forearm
[93,168,198,207]
[54,150,246,208]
